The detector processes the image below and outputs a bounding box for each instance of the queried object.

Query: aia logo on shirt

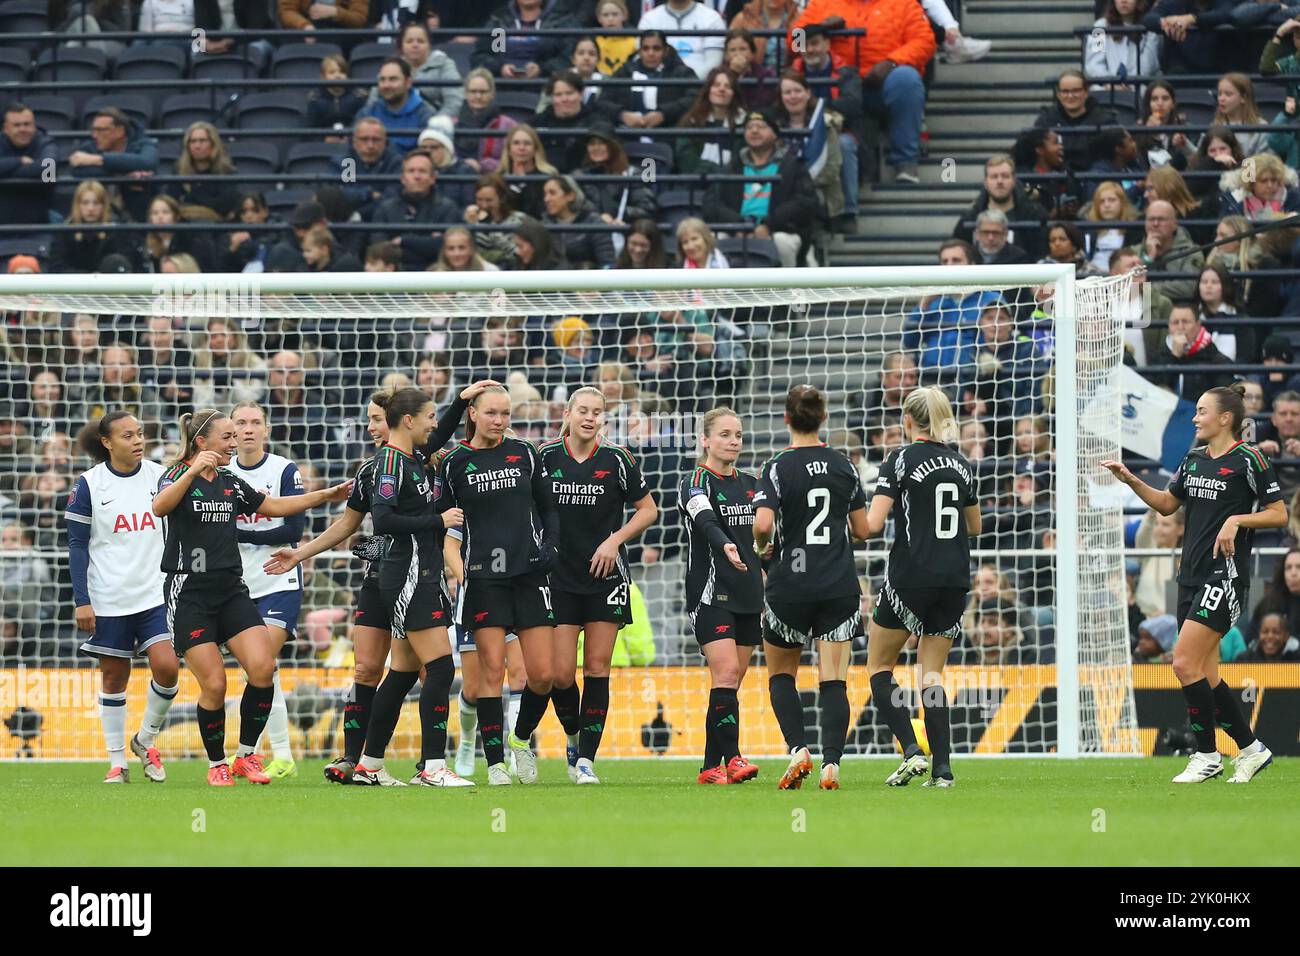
[112,512,157,533]
[593,470,611,479]
[1218,467,1234,476]
[505,455,522,463]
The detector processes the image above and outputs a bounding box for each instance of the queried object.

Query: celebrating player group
[68,373,1282,788]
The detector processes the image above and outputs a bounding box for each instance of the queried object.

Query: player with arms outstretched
[441,385,561,785]
[1103,383,1285,783]
[753,386,871,791]
[265,380,495,784]
[67,412,180,783]
[154,409,351,785]
[351,387,473,787]
[228,401,305,778]
[540,386,658,784]
[678,407,763,785]
[867,388,981,789]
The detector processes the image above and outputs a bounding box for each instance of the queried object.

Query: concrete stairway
[828,0,1096,267]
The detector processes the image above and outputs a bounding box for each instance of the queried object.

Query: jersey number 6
[935,483,960,540]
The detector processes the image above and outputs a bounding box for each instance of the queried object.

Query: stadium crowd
[0,0,1299,671]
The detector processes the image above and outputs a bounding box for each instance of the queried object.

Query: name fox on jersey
[553,480,606,506]
[467,466,522,491]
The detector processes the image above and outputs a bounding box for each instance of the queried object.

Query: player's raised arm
[254,476,353,517]
[1100,458,1181,516]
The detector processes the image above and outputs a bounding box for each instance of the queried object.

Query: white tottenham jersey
[229,452,303,598]
[66,460,167,616]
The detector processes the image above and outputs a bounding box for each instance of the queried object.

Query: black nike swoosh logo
[100,500,114,505]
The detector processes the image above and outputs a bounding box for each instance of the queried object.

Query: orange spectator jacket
[279,0,371,30]
[788,0,936,76]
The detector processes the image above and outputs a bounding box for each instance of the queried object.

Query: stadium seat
[160,93,220,130]
[272,42,344,79]
[191,52,260,81]
[34,46,107,83]
[285,142,347,177]
[236,92,308,129]
[716,237,781,268]
[114,44,188,82]
[624,141,673,176]
[0,46,29,82]
[433,41,473,78]
[157,139,183,168]
[265,187,317,217]
[348,40,393,80]
[25,94,77,133]
[81,94,155,131]
[494,90,541,123]
[0,0,48,52]
[657,190,703,230]
[228,140,282,175]
[1175,87,1216,126]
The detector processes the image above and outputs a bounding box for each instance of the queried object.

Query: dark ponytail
[384,386,432,428]
[1207,382,1248,439]
[77,410,135,464]
[172,408,225,467]
[786,384,827,435]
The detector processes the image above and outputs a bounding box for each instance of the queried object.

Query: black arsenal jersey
[755,444,866,601]
[158,462,266,574]
[346,455,383,580]
[540,436,650,594]
[677,464,763,614]
[873,440,978,590]
[1170,441,1283,587]
[441,437,559,580]
[371,443,449,589]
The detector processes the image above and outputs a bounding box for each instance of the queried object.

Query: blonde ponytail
[902,387,959,444]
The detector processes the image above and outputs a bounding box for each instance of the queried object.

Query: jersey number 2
[935,483,960,540]
[806,488,831,544]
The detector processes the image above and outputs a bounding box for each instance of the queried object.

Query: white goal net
[0,265,1138,760]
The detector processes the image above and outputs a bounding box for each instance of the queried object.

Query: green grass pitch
[4,758,1297,866]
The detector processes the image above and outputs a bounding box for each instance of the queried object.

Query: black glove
[351,534,389,563]
[532,541,559,574]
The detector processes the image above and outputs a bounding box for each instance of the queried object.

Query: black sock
[512,685,551,742]
[479,695,504,766]
[419,656,454,765]
[870,671,919,756]
[703,696,720,771]
[238,682,274,750]
[1212,679,1257,750]
[819,679,849,766]
[711,687,741,763]
[362,669,419,760]
[921,684,952,777]
[767,673,807,752]
[1181,678,1218,753]
[578,676,610,761]
[343,682,377,764]
[551,682,582,737]
[196,703,226,762]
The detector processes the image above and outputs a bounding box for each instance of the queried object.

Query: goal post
[0,264,1140,760]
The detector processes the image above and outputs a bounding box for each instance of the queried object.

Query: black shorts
[1177,578,1247,635]
[459,572,555,632]
[764,594,861,648]
[165,570,264,655]
[553,581,632,628]
[873,583,966,639]
[352,577,392,633]
[382,579,451,639]
[692,603,762,649]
